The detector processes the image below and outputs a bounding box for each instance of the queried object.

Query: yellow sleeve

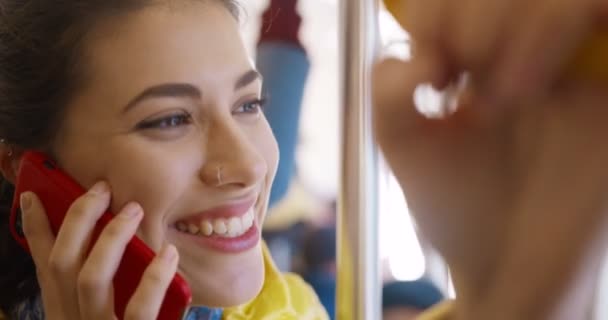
[416,301,454,320]
[281,272,330,320]
[222,242,329,320]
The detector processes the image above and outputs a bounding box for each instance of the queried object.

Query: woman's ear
[0,141,22,183]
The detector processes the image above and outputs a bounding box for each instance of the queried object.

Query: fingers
[489,0,595,100]
[388,0,602,103]
[124,244,179,320]
[78,202,143,319]
[404,0,445,47]
[448,0,515,73]
[372,56,445,147]
[400,0,451,88]
[20,181,176,320]
[20,191,65,317]
[45,181,111,317]
[21,191,55,272]
[24,181,111,319]
[51,181,111,271]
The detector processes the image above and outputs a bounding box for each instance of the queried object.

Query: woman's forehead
[74,2,252,108]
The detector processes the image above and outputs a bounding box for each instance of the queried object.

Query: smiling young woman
[0,1,328,319]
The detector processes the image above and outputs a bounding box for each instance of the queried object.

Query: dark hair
[0,0,239,317]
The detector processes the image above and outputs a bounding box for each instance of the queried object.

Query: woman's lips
[177,197,256,223]
[173,221,260,253]
[171,197,260,253]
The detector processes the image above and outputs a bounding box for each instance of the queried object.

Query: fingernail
[89,181,109,195]
[160,244,177,262]
[20,192,32,212]
[119,202,141,219]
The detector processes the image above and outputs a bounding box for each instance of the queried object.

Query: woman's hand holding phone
[20,181,179,320]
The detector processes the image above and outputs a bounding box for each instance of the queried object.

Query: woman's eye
[234,98,267,115]
[136,113,192,130]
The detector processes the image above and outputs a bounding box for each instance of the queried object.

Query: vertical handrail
[336,0,381,319]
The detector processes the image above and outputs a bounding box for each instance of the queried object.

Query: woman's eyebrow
[122,83,202,114]
[235,70,262,91]
[122,70,261,114]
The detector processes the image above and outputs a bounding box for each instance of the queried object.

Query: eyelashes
[134,96,268,131]
[135,112,192,130]
[234,96,268,115]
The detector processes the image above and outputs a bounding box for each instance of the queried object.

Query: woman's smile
[170,195,262,253]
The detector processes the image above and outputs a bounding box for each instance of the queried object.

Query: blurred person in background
[302,226,338,320]
[382,280,444,320]
[257,0,309,208]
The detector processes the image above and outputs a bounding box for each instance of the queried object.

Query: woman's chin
[186,253,266,308]
[190,274,265,308]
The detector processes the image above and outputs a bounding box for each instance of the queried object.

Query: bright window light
[378,167,426,281]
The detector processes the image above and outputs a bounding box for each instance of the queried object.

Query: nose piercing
[216,166,223,185]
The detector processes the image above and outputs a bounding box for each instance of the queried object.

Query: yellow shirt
[223,243,330,320]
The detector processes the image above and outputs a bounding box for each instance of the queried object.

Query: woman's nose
[199,122,267,190]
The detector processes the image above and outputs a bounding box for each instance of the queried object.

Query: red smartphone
[9,151,192,320]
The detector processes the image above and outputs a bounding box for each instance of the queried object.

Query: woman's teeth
[175,208,255,238]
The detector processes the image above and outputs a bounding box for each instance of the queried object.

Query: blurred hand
[385,0,608,100]
[373,54,608,319]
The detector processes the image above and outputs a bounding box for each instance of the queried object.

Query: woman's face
[51,2,278,307]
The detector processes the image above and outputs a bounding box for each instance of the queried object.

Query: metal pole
[336,0,380,319]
